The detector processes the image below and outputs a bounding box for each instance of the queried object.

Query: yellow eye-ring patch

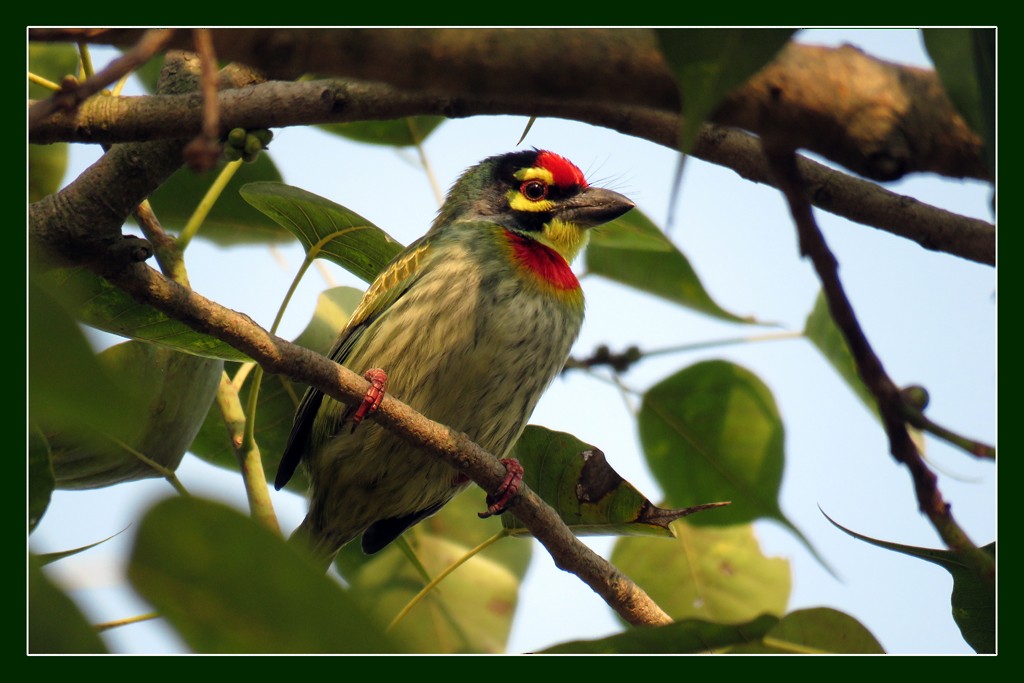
[508,166,556,212]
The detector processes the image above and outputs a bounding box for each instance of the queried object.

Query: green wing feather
[274,238,432,490]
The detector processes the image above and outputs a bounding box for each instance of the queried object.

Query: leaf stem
[387,529,509,631]
[94,611,160,632]
[177,159,242,250]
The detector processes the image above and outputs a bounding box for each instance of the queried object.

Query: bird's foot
[478,458,524,518]
[349,368,387,433]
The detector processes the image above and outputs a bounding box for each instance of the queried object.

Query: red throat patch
[504,230,580,291]
[535,151,588,189]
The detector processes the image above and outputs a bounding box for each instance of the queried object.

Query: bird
[275,149,634,570]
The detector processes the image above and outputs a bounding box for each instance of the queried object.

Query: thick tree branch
[29,78,994,266]
[764,144,994,585]
[29,28,987,183]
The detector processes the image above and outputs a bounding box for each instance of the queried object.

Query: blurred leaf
[500,426,728,538]
[191,286,365,488]
[47,341,221,489]
[41,267,252,361]
[340,528,523,653]
[146,154,289,245]
[29,143,68,202]
[804,291,876,414]
[319,116,444,146]
[656,29,794,152]
[28,43,75,198]
[639,360,831,572]
[541,614,778,654]
[242,181,404,283]
[29,42,80,98]
[28,271,139,435]
[28,556,108,654]
[823,511,995,654]
[803,292,927,452]
[128,496,398,653]
[330,490,530,653]
[587,209,754,324]
[28,428,54,532]
[728,607,884,653]
[922,28,995,177]
[611,521,790,624]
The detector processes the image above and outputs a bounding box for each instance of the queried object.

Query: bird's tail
[287,515,357,573]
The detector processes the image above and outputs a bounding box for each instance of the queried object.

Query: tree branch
[29,28,988,183]
[763,144,994,585]
[30,78,994,266]
[98,259,673,628]
[28,64,672,624]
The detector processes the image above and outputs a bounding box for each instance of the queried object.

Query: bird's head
[430,149,635,264]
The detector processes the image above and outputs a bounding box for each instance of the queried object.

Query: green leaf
[727,607,885,654]
[35,530,128,566]
[191,286,365,488]
[587,209,754,324]
[331,491,531,653]
[40,267,252,361]
[319,116,444,147]
[611,521,790,623]
[803,290,877,415]
[27,44,76,201]
[28,271,141,436]
[146,154,289,245]
[339,527,524,653]
[803,291,927,453]
[241,181,404,283]
[656,29,794,152]
[28,428,54,532]
[46,341,222,489]
[639,360,830,571]
[28,555,108,654]
[922,29,995,177]
[29,142,68,202]
[500,426,728,538]
[29,42,80,98]
[823,511,995,654]
[541,614,779,654]
[128,496,398,653]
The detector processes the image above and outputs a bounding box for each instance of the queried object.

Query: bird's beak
[558,187,635,229]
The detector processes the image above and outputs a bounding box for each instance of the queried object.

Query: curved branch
[764,144,994,585]
[29,27,987,182]
[30,78,994,265]
[102,259,674,628]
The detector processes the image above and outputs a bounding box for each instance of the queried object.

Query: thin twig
[763,144,994,584]
[28,28,176,130]
[183,29,223,172]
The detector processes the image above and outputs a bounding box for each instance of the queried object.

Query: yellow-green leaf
[611,521,790,624]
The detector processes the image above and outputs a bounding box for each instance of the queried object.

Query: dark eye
[521,180,549,201]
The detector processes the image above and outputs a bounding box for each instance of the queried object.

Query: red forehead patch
[536,151,588,189]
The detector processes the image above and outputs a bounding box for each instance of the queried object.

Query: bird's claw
[350,368,387,433]
[478,458,524,518]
